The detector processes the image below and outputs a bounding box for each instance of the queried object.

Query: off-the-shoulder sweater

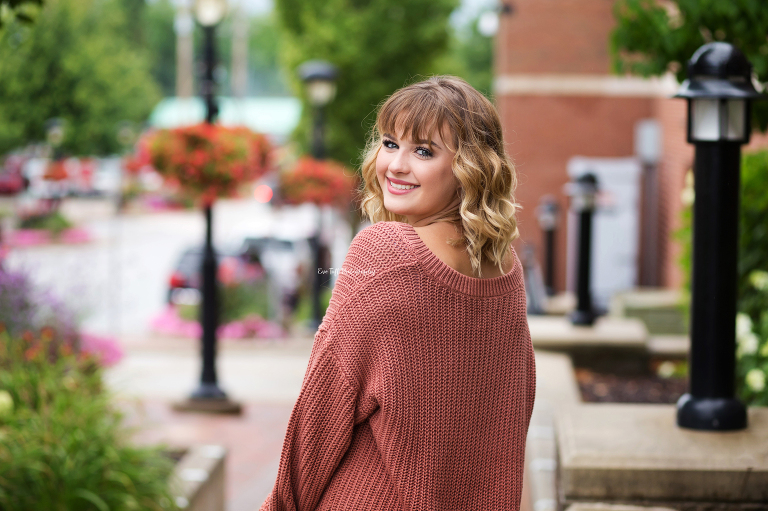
[260,220,536,511]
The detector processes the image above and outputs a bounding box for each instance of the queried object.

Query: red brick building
[494,0,766,293]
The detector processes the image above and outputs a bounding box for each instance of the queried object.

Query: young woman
[261,75,535,511]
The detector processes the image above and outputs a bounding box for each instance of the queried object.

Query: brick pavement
[107,334,314,511]
[108,333,532,511]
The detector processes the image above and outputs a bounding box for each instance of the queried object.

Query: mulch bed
[575,367,688,404]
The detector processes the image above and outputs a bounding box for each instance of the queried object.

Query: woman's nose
[388,148,409,173]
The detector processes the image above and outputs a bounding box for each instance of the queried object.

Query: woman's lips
[386,177,420,195]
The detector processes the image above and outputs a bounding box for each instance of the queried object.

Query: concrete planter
[525,352,768,511]
[167,444,227,511]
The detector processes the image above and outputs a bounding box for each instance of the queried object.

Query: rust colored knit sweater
[260,221,536,511]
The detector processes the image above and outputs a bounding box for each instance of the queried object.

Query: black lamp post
[298,60,338,330]
[674,42,763,431]
[536,195,559,296]
[175,0,240,414]
[566,173,599,326]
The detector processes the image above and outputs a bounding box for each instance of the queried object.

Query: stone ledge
[170,444,227,511]
[557,404,768,503]
[567,504,677,511]
[528,316,648,350]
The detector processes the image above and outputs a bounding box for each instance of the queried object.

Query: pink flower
[79,333,124,367]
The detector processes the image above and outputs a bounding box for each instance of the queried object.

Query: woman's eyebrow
[414,138,442,150]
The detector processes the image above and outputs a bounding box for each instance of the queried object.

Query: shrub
[0,328,178,510]
[0,266,78,348]
[177,278,272,325]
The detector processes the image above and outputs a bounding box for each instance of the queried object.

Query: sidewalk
[106,334,314,511]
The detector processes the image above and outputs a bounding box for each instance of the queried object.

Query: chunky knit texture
[260,221,536,511]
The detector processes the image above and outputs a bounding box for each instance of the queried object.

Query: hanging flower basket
[144,124,272,207]
[278,156,359,210]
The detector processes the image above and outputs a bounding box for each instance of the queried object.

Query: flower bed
[150,306,286,340]
[6,227,92,247]
[0,265,176,510]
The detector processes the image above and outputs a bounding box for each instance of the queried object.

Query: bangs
[377,90,456,152]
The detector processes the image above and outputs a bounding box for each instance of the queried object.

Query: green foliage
[0,0,161,156]
[0,0,43,28]
[292,286,331,327]
[611,0,768,131]
[434,15,494,99]
[738,150,768,321]
[675,150,768,404]
[178,279,272,324]
[19,210,72,236]
[273,0,459,168]
[0,329,178,510]
[144,0,177,97]
[246,13,291,96]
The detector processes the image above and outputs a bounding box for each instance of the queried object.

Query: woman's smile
[386,176,421,194]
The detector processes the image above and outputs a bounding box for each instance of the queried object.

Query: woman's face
[375,126,459,226]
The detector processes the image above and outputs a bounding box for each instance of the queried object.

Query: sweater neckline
[395,222,524,297]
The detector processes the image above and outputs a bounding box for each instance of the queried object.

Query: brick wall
[497,0,617,75]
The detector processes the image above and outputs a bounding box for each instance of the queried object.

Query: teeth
[390,179,418,190]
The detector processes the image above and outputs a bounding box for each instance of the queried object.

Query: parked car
[241,236,312,315]
[166,244,265,306]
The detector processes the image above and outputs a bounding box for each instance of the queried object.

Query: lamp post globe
[193,0,227,26]
[674,42,763,431]
[298,60,339,108]
[675,42,761,144]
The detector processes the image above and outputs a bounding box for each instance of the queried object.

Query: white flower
[736,313,753,340]
[749,271,768,292]
[680,187,695,206]
[657,361,676,379]
[737,332,760,358]
[0,390,13,418]
[746,369,766,393]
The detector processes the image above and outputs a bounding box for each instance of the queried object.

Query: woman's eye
[415,147,432,158]
[383,139,398,149]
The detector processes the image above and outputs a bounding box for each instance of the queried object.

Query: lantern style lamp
[676,42,761,144]
[674,42,763,431]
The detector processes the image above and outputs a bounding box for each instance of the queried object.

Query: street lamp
[565,173,599,326]
[175,0,241,414]
[298,60,338,160]
[674,42,763,431]
[536,195,559,296]
[298,60,338,330]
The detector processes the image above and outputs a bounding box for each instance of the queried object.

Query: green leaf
[73,489,110,511]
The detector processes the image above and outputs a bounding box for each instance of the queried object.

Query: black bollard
[673,42,764,431]
[537,195,559,296]
[568,174,598,326]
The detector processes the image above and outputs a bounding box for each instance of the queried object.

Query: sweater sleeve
[259,331,358,511]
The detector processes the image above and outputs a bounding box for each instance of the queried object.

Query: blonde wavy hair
[357,75,520,278]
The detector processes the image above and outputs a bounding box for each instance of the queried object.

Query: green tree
[434,14,494,99]
[144,0,177,97]
[0,0,43,28]
[248,12,291,96]
[0,0,160,156]
[610,0,768,131]
[274,0,459,168]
